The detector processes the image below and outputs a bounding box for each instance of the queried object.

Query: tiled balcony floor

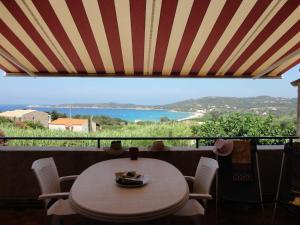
[0,203,298,225]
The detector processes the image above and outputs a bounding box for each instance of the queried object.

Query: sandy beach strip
[177,112,204,121]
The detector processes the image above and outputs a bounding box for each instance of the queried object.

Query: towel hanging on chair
[231,140,254,182]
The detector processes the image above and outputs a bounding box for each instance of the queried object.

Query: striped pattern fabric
[0,0,299,78]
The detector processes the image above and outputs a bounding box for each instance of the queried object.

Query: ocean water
[0,105,191,121]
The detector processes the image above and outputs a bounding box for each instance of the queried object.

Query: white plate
[116,176,149,188]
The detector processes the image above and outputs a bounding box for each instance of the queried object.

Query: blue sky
[0,65,299,105]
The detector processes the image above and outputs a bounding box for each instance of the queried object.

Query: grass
[0,121,198,148]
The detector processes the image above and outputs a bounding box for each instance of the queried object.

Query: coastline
[177,112,204,121]
[1,104,200,122]
[26,105,197,114]
[23,105,194,121]
[27,105,163,111]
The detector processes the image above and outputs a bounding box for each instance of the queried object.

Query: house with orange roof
[49,118,93,132]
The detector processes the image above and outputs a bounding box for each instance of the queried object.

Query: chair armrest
[189,193,212,200]
[184,176,195,183]
[59,175,78,183]
[38,192,69,200]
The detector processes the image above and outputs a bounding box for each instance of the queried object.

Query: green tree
[160,116,170,122]
[47,111,67,120]
[24,121,45,130]
[191,112,296,145]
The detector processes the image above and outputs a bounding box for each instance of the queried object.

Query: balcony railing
[0,135,298,148]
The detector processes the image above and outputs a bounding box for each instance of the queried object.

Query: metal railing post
[97,139,100,149]
[289,137,293,145]
[196,138,199,148]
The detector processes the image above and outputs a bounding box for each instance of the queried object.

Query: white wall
[49,124,66,131]
[49,123,89,132]
[73,123,89,132]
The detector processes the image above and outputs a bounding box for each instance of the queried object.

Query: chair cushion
[47,199,75,216]
[174,199,205,217]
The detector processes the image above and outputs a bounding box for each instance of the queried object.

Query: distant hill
[30,96,297,116]
[51,102,147,109]
[159,96,297,116]
[36,102,152,110]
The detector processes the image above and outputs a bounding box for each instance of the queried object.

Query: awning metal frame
[254,48,300,79]
[0,48,35,77]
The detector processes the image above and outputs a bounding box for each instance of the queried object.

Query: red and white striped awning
[0,0,299,78]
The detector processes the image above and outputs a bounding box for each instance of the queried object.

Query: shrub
[14,121,28,129]
[160,116,171,122]
[24,121,45,129]
[0,129,8,146]
[0,116,14,125]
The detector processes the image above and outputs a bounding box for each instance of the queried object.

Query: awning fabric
[0,0,299,78]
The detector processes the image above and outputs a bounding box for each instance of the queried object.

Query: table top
[69,158,189,222]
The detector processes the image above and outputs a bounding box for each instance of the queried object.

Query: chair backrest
[193,157,219,194]
[32,157,60,206]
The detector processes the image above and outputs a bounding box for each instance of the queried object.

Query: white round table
[70,158,189,222]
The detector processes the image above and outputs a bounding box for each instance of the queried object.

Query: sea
[0,104,192,122]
